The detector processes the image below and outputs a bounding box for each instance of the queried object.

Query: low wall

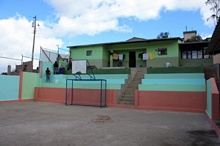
[34,87,117,107]
[135,90,206,112]
[0,75,20,101]
[87,68,131,74]
[144,73,204,79]
[206,78,220,120]
[0,72,38,103]
[147,66,203,74]
[34,87,206,113]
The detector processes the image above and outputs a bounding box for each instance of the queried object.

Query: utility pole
[31,16,37,71]
[57,45,59,59]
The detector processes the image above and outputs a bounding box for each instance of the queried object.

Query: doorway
[129,51,136,67]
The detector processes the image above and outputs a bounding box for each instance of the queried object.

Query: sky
[0,0,217,73]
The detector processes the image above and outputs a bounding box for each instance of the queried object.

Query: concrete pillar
[7,65,11,75]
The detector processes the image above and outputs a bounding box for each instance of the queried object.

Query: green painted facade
[180,58,212,67]
[146,40,180,67]
[68,38,182,68]
[22,72,40,99]
[147,66,204,74]
[71,45,105,68]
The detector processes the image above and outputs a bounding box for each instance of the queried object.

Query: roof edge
[67,37,183,48]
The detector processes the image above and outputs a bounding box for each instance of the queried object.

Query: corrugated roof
[67,37,182,48]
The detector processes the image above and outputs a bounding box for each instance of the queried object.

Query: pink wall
[34,87,117,107]
[135,90,206,112]
[35,87,207,113]
[210,78,220,120]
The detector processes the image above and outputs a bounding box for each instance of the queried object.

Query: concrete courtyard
[0,102,220,146]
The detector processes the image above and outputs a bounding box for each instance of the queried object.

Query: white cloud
[0,0,216,73]
[44,0,214,37]
[0,15,63,73]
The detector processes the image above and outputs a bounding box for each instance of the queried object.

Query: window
[192,50,197,59]
[86,50,92,56]
[187,51,192,59]
[181,49,212,59]
[182,51,187,59]
[198,50,202,59]
[157,48,167,55]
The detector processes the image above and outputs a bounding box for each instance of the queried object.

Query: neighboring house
[179,41,212,67]
[179,30,212,67]
[67,31,212,69]
[15,61,33,72]
[205,18,220,78]
[58,53,70,62]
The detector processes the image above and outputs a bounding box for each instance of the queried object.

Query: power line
[0,56,20,61]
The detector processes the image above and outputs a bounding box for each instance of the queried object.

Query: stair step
[118,68,146,105]
[123,91,135,95]
[117,101,134,105]
[119,96,134,100]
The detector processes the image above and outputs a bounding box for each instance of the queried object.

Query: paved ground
[0,102,220,146]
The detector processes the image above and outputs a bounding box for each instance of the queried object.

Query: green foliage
[185,35,203,42]
[157,32,169,39]
[1,72,7,75]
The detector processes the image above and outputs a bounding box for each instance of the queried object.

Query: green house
[67,36,212,69]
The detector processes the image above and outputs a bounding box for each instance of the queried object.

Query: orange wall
[210,78,220,120]
[35,88,207,113]
[135,90,206,112]
[34,87,117,107]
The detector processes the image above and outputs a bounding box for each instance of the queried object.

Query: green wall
[71,45,104,68]
[71,45,103,59]
[147,66,204,74]
[146,40,179,67]
[87,68,131,74]
[102,47,110,67]
[180,58,212,67]
[139,73,206,91]
[107,43,147,67]
[22,72,39,99]
[147,40,179,57]
[70,39,183,68]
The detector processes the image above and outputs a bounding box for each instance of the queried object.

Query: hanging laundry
[113,53,119,60]
[119,54,124,60]
[142,53,149,60]
[149,52,155,60]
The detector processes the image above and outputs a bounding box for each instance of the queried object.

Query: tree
[1,72,7,75]
[157,32,169,39]
[185,35,203,42]
[205,0,220,24]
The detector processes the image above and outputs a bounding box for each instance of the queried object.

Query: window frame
[157,48,167,55]
[86,50,92,56]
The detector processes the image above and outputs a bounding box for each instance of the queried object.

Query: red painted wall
[35,87,207,113]
[34,87,117,107]
[210,78,220,120]
[135,90,206,112]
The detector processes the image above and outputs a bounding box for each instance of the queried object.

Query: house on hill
[67,31,212,69]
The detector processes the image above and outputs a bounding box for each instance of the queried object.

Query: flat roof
[183,30,197,34]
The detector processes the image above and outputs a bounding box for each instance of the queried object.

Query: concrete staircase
[117,68,146,105]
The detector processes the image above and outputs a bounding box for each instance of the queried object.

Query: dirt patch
[188,130,220,146]
[90,115,112,123]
